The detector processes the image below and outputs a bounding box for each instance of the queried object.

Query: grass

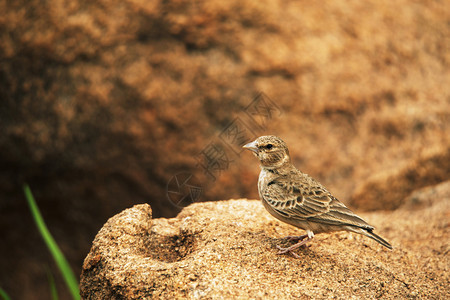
[0,288,11,300]
[23,184,80,300]
[47,267,59,300]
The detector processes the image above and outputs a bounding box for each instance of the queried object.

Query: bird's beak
[243,140,258,154]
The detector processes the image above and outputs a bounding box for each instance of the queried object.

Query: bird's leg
[277,230,314,258]
[283,234,308,242]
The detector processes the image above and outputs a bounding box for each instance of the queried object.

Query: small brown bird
[243,135,392,257]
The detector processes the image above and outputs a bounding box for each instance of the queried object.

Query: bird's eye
[266,144,273,149]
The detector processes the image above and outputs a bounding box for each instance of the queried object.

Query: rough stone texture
[1,0,449,298]
[350,144,450,211]
[402,180,450,210]
[81,187,449,299]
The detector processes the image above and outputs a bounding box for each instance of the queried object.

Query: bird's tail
[363,230,393,250]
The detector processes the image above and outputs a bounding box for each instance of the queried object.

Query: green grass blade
[23,184,80,300]
[0,288,11,300]
[47,267,59,300]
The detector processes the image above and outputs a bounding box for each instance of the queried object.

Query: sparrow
[243,135,392,258]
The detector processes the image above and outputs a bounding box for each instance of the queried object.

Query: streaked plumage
[243,135,392,257]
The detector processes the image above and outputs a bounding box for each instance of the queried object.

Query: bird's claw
[276,245,301,258]
[276,235,313,258]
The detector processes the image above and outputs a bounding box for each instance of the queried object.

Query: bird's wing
[262,174,373,229]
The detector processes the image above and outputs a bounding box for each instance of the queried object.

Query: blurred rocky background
[0,0,449,299]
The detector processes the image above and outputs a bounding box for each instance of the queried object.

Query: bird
[243,135,392,258]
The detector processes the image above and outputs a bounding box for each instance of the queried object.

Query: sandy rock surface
[81,184,449,299]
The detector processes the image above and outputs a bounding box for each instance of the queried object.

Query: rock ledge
[81,193,449,299]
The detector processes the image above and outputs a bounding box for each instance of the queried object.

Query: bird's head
[243,135,290,169]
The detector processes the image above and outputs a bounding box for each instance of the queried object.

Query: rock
[350,145,450,211]
[401,180,450,210]
[80,195,449,299]
[2,0,450,298]
[2,0,450,222]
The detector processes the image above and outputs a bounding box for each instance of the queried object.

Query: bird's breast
[257,168,272,199]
